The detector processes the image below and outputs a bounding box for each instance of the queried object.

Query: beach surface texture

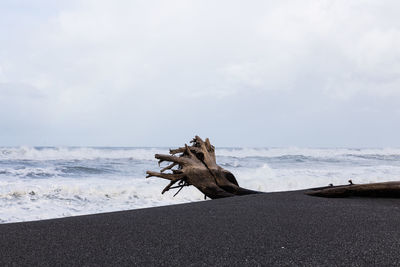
[1,190,400,266]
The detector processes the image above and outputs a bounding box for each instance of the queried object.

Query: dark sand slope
[1,191,400,266]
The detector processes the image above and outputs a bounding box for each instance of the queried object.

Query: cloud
[0,0,400,146]
[3,0,400,100]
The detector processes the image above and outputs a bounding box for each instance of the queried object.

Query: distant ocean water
[1,146,400,223]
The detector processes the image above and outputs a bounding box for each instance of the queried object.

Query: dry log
[306,181,400,198]
[146,136,260,199]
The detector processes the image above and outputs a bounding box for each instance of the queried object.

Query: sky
[0,0,400,147]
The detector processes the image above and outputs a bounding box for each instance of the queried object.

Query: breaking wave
[2,146,400,161]
[0,146,165,161]
[217,147,400,159]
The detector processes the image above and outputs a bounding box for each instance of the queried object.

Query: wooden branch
[146,171,184,181]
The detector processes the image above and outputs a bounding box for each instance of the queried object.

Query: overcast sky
[0,0,399,147]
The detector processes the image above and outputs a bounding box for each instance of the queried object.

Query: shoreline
[1,190,400,266]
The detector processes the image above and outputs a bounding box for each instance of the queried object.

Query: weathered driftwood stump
[306,181,400,198]
[146,136,259,199]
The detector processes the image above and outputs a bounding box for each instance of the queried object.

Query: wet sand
[1,191,400,266]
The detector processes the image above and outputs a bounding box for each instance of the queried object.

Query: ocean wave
[60,166,114,175]
[2,147,400,162]
[0,167,62,178]
[216,147,400,159]
[0,165,115,178]
[0,147,165,161]
[235,164,400,192]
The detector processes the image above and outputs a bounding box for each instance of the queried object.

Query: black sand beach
[1,191,400,266]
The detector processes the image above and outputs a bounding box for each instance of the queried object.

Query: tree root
[146,136,259,199]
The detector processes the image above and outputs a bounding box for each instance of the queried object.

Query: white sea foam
[0,147,165,161]
[235,164,400,192]
[0,177,204,223]
[216,147,400,158]
[0,167,62,178]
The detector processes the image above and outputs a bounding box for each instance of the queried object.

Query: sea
[1,146,400,223]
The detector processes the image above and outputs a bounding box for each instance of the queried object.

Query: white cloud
[0,0,400,146]
[4,0,400,99]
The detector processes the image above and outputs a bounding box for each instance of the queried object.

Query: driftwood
[306,180,400,198]
[146,136,259,199]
